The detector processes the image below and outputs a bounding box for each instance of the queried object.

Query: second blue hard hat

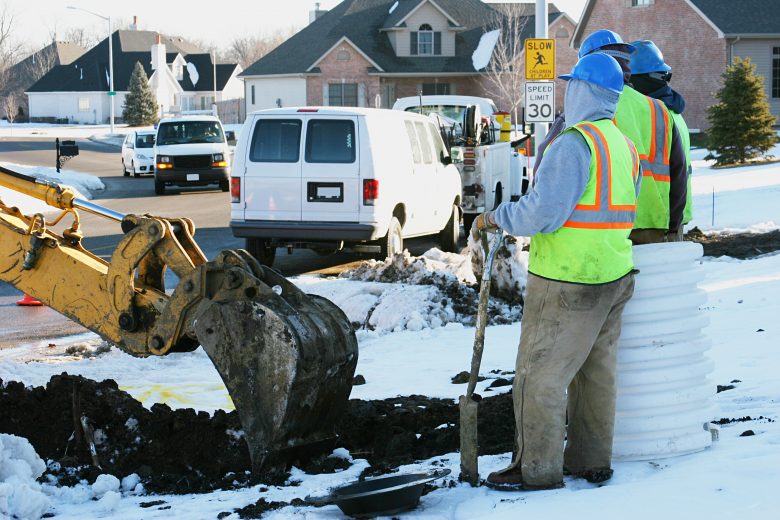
[629,40,671,74]
[560,53,625,94]
[579,29,636,58]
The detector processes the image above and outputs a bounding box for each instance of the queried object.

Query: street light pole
[67,6,114,133]
[534,0,548,156]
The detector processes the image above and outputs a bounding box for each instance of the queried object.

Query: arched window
[418,23,434,55]
[555,28,569,39]
[337,50,351,61]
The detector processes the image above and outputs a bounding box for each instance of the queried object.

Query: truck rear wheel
[246,238,276,267]
[379,217,403,260]
[439,204,459,252]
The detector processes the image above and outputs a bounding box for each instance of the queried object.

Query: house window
[328,83,358,106]
[555,28,569,39]
[629,0,654,6]
[251,85,256,105]
[78,97,90,112]
[422,83,450,95]
[201,96,214,110]
[410,25,441,56]
[337,50,351,61]
[773,47,780,98]
[418,24,434,55]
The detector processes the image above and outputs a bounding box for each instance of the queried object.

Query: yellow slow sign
[525,38,555,80]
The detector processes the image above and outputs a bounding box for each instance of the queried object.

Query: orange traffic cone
[16,293,43,306]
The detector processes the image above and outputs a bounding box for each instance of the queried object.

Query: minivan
[230,107,462,266]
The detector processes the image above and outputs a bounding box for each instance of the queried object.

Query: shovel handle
[466,230,504,397]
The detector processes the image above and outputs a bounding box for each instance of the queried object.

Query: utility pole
[534,0,548,156]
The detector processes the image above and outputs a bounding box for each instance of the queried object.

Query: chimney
[130,16,138,31]
[309,2,327,24]
[151,33,166,71]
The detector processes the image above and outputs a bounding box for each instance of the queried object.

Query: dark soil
[0,374,515,497]
[686,228,780,259]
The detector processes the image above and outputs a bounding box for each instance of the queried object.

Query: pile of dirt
[0,374,516,496]
[686,228,780,259]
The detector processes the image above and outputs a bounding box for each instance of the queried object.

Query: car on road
[122,130,156,177]
[229,107,463,267]
[153,115,231,195]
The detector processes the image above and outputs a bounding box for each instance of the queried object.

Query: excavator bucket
[192,260,358,475]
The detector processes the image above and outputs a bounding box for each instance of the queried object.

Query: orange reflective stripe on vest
[641,97,671,182]
[563,122,638,230]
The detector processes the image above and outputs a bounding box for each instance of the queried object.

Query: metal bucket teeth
[193,279,358,474]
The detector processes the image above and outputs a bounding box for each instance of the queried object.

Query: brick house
[241,0,577,116]
[27,30,243,124]
[572,0,780,131]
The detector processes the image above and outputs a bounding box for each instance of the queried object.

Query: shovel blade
[459,394,480,486]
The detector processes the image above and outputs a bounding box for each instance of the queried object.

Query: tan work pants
[510,272,635,487]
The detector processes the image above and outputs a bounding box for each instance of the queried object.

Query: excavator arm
[0,166,358,473]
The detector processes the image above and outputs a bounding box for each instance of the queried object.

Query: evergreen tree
[706,57,778,166]
[122,62,159,126]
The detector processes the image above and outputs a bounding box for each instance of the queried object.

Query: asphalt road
[0,136,456,347]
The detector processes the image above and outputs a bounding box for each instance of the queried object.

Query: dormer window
[410,24,441,56]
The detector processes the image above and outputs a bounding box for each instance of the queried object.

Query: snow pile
[472,29,500,71]
[0,434,51,520]
[0,161,105,215]
[296,248,523,333]
[186,62,199,86]
[468,233,530,303]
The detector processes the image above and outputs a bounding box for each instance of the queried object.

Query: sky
[7,0,588,51]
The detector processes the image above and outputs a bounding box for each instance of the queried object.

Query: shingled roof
[688,0,780,36]
[28,30,238,93]
[241,0,563,77]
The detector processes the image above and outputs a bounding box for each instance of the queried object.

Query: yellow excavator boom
[0,165,358,473]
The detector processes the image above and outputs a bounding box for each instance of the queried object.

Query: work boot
[565,467,613,484]
[485,465,563,491]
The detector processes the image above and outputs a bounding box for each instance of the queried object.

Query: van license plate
[186,174,199,181]
[307,182,344,202]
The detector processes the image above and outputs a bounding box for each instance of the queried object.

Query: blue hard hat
[579,29,636,58]
[629,40,672,74]
[559,53,625,94]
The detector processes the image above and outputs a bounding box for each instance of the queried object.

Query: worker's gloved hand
[470,211,498,241]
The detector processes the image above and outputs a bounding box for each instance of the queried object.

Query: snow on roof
[471,29,500,71]
[389,1,399,13]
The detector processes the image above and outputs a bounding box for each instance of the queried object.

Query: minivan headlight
[212,153,227,168]
[156,155,172,169]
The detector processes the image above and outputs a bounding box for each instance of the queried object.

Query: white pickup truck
[392,95,528,230]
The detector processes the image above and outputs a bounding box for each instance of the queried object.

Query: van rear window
[305,120,356,163]
[249,119,302,163]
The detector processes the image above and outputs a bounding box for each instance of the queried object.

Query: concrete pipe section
[613,241,717,461]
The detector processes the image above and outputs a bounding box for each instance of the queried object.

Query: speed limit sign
[524,81,555,123]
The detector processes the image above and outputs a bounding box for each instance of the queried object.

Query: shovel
[460,230,504,487]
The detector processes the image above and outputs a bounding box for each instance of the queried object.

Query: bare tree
[479,4,528,119]
[223,29,295,69]
[2,92,18,122]
[24,45,57,85]
[0,5,23,94]
[61,27,102,49]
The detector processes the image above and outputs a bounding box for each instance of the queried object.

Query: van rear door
[300,116,360,222]
[243,116,303,221]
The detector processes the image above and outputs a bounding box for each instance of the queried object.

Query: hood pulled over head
[563,79,619,128]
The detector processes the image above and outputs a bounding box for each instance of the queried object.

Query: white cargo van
[153,115,232,195]
[229,107,462,266]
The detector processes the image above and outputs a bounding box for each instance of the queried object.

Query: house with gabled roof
[1,41,86,121]
[26,29,244,124]
[240,0,577,116]
[572,0,780,130]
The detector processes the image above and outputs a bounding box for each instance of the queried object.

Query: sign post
[524,82,555,124]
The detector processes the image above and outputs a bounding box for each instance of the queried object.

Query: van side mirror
[225,130,237,145]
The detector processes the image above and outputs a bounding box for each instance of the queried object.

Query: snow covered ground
[1,143,780,518]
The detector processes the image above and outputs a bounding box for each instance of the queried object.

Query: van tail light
[230,177,241,203]
[363,179,379,205]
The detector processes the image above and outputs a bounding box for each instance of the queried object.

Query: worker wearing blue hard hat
[472,52,641,491]
[533,29,687,245]
[629,40,692,238]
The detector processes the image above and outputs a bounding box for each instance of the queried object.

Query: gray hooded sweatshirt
[492,79,632,237]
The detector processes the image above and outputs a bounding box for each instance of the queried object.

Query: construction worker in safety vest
[470,53,641,491]
[629,40,692,240]
[534,30,687,244]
